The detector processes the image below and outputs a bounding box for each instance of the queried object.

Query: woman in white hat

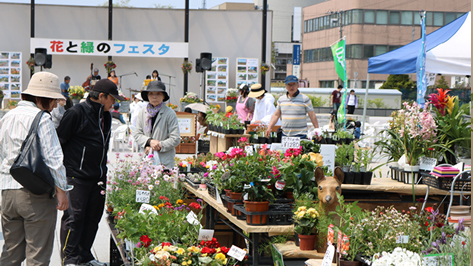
[249,83,280,125]
[134,81,180,168]
[0,72,70,265]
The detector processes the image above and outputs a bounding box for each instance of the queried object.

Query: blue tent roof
[368,12,468,74]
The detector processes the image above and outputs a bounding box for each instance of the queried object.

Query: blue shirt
[60,81,70,97]
[354,127,361,139]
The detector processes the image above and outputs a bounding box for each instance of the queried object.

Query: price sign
[396,234,409,244]
[139,203,158,214]
[420,157,437,171]
[245,145,254,156]
[423,254,454,266]
[227,245,246,261]
[198,229,214,241]
[321,245,335,266]
[186,211,200,226]
[320,145,336,174]
[136,190,150,203]
[281,137,301,149]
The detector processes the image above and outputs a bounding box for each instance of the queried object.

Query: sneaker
[85,260,107,266]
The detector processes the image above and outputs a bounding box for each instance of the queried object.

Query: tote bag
[10,110,55,195]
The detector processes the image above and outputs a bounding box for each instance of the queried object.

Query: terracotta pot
[224,189,231,196]
[244,201,269,225]
[340,260,360,266]
[314,234,327,253]
[228,192,243,215]
[285,192,294,199]
[106,205,114,213]
[298,234,316,250]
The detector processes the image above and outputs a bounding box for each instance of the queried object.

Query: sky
[1,0,254,9]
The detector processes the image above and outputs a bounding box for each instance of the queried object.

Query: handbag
[10,110,56,195]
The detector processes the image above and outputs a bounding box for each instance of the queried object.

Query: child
[354,121,361,139]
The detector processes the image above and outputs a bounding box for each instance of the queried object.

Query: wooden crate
[175,143,196,154]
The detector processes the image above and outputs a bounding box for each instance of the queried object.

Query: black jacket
[57,97,112,181]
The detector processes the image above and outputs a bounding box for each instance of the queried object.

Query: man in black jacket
[57,79,124,266]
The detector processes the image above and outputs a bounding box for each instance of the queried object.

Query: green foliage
[367,98,386,108]
[379,74,416,91]
[308,95,327,107]
[101,0,132,7]
[335,142,354,167]
[280,156,318,198]
[300,139,320,154]
[434,76,449,89]
[258,231,292,255]
[459,102,471,115]
[244,181,275,202]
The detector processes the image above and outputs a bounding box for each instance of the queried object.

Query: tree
[379,74,416,90]
[434,76,449,89]
[101,0,132,7]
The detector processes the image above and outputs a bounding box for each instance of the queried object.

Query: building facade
[302,0,470,88]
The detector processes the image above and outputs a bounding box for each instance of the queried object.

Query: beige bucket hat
[22,72,65,100]
[248,83,266,98]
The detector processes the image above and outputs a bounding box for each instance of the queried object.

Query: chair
[128,125,139,152]
[112,125,129,152]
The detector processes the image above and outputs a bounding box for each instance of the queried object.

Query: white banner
[30,38,188,58]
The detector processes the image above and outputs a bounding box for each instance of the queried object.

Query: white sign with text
[281,137,301,149]
[320,145,336,174]
[198,229,214,241]
[227,245,246,261]
[135,190,150,203]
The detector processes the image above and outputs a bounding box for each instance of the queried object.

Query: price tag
[327,224,334,245]
[281,137,301,149]
[320,145,336,175]
[321,245,335,266]
[136,190,150,203]
[186,211,200,226]
[275,181,286,190]
[395,235,401,243]
[139,203,158,214]
[227,245,246,261]
[245,145,254,156]
[197,229,214,241]
[420,157,437,171]
[336,230,343,253]
[396,234,409,243]
[423,254,454,266]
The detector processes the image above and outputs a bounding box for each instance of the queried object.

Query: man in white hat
[0,72,70,265]
[249,83,280,125]
[130,92,147,127]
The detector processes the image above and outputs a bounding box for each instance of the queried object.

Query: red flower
[161,242,172,247]
[189,202,201,210]
[425,207,434,213]
[140,235,152,248]
[425,222,429,226]
[201,247,216,254]
[462,241,466,245]
[436,222,445,228]
[220,246,230,254]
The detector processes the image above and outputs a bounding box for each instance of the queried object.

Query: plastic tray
[185,177,202,188]
[233,203,294,226]
[422,175,471,191]
[206,182,217,199]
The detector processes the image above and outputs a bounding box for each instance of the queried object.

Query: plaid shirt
[0,101,70,191]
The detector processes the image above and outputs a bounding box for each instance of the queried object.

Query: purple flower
[197,199,203,203]
[135,242,141,248]
[203,172,209,178]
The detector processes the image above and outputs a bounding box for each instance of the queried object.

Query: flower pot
[244,201,269,225]
[238,129,244,134]
[72,99,80,105]
[390,162,399,168]
[344,172,354,184]
[229,128,237,134]
[404,164,420,172]
[285,192,294,199]
[342,165,350,172]
[325,138,333,144]
[345,138,353,144]
[353,172,362,184]
[314,234,327,253]
[271,137,278,143]
[362,171,373,185]
[298,234,316,250]
[259,137,268,144]
[229,192,243,216]
[340,260,360,266]
[294,232,299,246]
[224,129,230,134]
[340,138,347,145]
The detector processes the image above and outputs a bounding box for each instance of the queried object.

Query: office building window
[457,12,465,18]
[364,10,375,23]
[320,81,335,88]
[352,9,363,24]
[401,11,413,25]
[361,80,376,89]
[445,12,456,24]
[376,10,388,24]
[375,45,388,56]
[414,13,422,25]
[389,45,402,52]
[433,12,443,26]
[312,19,316,31]
[344,10,352,25]
[425,11,433,26]
[389,11,400,24]
[308,19,312,31]
[364,45,374,58]
[315,18,319,30]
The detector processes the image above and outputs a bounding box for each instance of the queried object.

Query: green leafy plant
[308,95,327,107]
[335,143,354,167]
[293,206,320,235]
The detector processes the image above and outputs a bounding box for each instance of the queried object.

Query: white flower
[148,185,154,190]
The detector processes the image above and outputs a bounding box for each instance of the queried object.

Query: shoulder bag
[10,110,56,195]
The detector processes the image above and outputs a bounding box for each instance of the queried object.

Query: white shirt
[251,94,280,125]
[131,101,148,127]
[0,101,70,191]
[347,94,356,106]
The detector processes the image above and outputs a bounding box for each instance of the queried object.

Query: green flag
[331,39,347,126]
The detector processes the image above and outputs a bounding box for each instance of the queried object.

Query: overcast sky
[1,0,254,9]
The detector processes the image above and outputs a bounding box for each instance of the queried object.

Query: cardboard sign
[320,144,336,176]
[227,245,246,261]
[135,190,150,203]
[281,137,301,149]
[245,145,254,156]
[321,245,335,266]
[197,229,214,241]
[420,157,437,171]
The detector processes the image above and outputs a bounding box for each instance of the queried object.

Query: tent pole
[361,73,369,134]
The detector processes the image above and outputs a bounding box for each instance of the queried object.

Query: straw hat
[22,72,65,100]
[248,83,266,98]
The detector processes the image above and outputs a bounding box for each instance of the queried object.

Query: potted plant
[225,88,238,111]
[243,180,275,225]
[7,99,18,109]
[360,149,374,185]
[180,92,202,111]
[293,205,319,250]
[69,86,85,105]
[335,143,353,172]
[351,161,362,185]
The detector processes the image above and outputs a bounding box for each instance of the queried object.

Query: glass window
[352,9,363,23]
[311,50,316,62]
[375,45,387,56]
[312,19,316,31]
[401,11,413,25]
[364,10,375,23]
[308,19,312,32]
[389,11,400,24]
[376,10,388,24]
[414,12,422,25]
[457,12,465,18]
[389,45,401,52]
[304,20,307,33]
[315,18,319,30]
[425,11,433,26]
[304,50,307,62]
[352,44,363,59]
[325,16,330,28]
[433,12,443,26]
[345,10,352,25]
[364,45,374,58]
[445,13,455,24]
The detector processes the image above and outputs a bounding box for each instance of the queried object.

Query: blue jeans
[333,103,340,111]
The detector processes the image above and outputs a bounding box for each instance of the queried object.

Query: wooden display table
[209,131,250,153]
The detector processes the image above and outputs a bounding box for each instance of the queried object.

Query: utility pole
[202,0,206,9]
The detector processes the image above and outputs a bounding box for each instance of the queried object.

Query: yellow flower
[182,262,187,266]
[187,260,192,264]
[176,248,185,255]
[298,206,307,212]
[182,164,187,168]
[301,154,308,160]
[176,199,184,205]
[311,214,317,219]
[313,153,324,167]
[224,258,228,264]
[297,211,305,218]
[215,253,226,261]
[206,165,210,169]
[153,205,159,210]
[446,96,456,114]
[153,246,161,253]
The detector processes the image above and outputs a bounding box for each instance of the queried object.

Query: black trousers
[60,177,105,265]
[347,105,355,114]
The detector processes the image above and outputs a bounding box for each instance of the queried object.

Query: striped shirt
[276,92,313,136]
[0,101,70,191]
